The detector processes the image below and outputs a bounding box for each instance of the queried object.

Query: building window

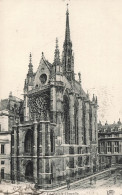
[11,134,14,146]
[85,156,89,165]
[78,156,82,166]
[107,142,111,152]
[63,95,70,144]
[108,134,112,137]
[79,147,82,154]
[50,129,55,154]
[69,157,74,168]
[1,168,4,179]
[1,145,5,154]
[101,156,104,163]
[24,130,33,154]
[1,161,4,165]
[100,142,104,153]
[74,102,78,144]
[114,142,119,152]
[116,156,118,163]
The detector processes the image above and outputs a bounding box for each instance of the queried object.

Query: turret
[53,38,62,73]
[27,52,33,76]
[24,53,34,92]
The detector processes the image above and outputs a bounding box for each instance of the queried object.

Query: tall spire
[65,4,70,42]
[62,4,74,81]
[28,52,33,75]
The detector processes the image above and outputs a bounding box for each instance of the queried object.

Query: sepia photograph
[0,0,122,194]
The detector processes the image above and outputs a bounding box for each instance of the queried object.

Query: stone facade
[11,7,98,189]
[98,120,122,170]
[0,93,23,180]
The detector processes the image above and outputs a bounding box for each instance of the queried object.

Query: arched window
[50,129,55,154]
[74,102,78,144]
[63,95,70,144]
[24,130,33,154]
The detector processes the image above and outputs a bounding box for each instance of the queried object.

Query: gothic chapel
[11,6,98,188]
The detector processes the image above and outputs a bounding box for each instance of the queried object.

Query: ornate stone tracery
[28,93,50,121]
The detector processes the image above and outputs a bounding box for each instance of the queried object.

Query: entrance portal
[25,161,33,182]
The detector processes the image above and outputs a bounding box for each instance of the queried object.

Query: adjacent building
[98,119,122,170]
[0,93,23,180]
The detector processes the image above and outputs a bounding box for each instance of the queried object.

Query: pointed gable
[33,54,51,89]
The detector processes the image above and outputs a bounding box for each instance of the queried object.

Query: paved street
[0,170,122,195]
[69,173,122,190]
[60,171,122,195]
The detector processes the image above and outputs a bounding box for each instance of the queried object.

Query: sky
[0,0,122,124]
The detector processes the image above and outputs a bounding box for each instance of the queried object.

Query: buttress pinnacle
[28,52,33,75]
[54,38,60,65]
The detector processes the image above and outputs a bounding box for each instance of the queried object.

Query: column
[91,103,95,142]
[24,94,29,121]
[33,121,38,183]
[50,83,56,123]
[38,121,51,186]
[11,129,14,181]
[47,122,51,156]
[18,125,25,181]
[56,87,63,144]
[45,122,51,184]
[94,104,98,146]
[13,125,17,181]
[52,87,63,144]
[17,124,20,181]
[85,100,90,146]
[38,122,43,186]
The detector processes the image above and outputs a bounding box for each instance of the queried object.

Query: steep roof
[0,99,9,111]
[74,80,86,97]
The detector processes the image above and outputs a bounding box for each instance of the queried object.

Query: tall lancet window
[63,95,70,144]
[74,101,78,144]
[24,130,33,154]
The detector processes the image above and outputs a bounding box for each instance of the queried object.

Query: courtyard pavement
[0,170,122,195]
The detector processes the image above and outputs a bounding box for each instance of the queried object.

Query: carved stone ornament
[28,95,50,121]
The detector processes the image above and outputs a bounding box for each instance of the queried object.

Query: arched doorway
[63,95,70,144]
[25,161,33,181]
